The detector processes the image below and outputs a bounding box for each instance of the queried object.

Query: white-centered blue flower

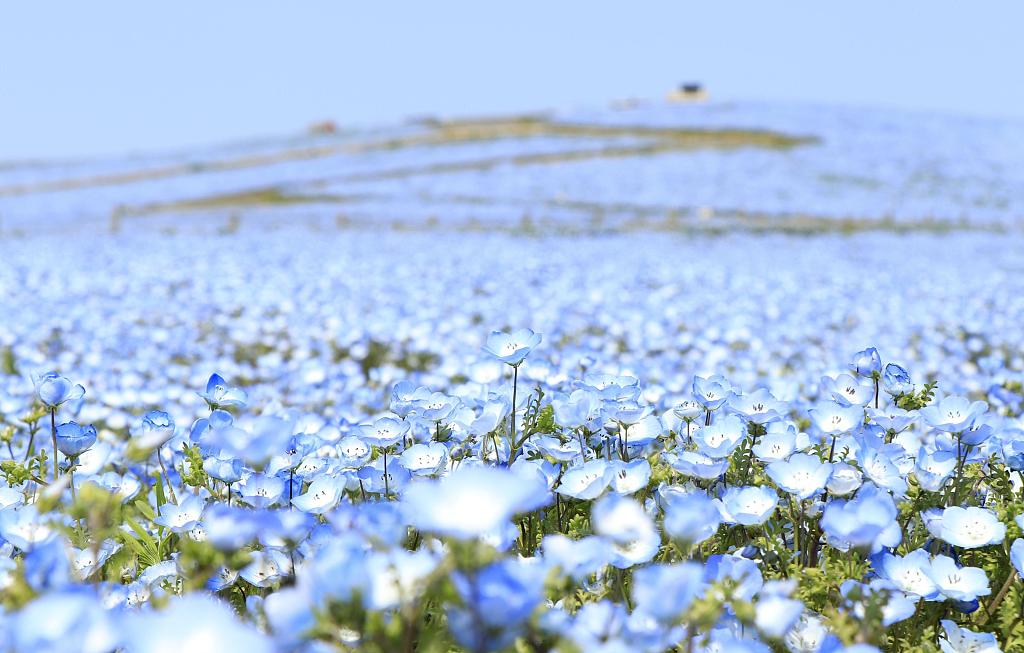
[481,329,542,366]
[718,486,778,526]
[939,506,1006,549]
[766,453,833,500]
[403,466,549,539]
[920,396,988,433]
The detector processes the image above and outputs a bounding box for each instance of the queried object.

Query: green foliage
[896,380,938,410]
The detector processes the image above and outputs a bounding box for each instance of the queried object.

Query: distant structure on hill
[668,83,707,102]
[307,120,338,135]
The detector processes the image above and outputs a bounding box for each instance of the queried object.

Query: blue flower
[809,402,864,435]
[938,619,1000,653]
[820,484,900,553]
[121,594,274,653]
[693,375,734,410]
[33,371,85,409]
[481,328,542,366]
[728,388,787,424]
[939,506,1006,549]
[766,453,833,499]
[357,415,409,447]
[878,549,939,599]
[153,494,206,533]
[631,563,705,622]
[402,466,549,539]
[920,396,988,433]
[663,491,721,545]
[197,373,248,409]
[54,421,97,458]
[556,459,614,499]
[719,486,778,526]
[131,410,176,450]
[930,554,990,602]
[882,363,913,396]
[852,347,882,376]
[693,414,746,458]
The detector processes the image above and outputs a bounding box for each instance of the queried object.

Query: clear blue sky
[2,1,1022,159]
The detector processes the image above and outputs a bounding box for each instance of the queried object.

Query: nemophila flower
[755,594,805,639]
[121,594,274,653]
[852,347,882,376]
[672,398,704,422]
[631,563,705,622]
[556,459,614,499]
[389,381,422,418]
[728,388,787,424]
[858,446,908,496]
[820,484,900,553]
[364,549,440,611]
[358,457,411,495]
[9,590,120,653]
[414,391,459,423]
[54,421,97,458]
[663,491,721,545]
[766,453,833,500]
[752,422,799,462]
[403,466,549,539]
[868,407,916,433]
[197,373,248,409]
[939,506,1006,549]
[609,458,651,494]
[929,555,990,602]
[203,454,242,483]
[481,328,542,366]
[336,435,372,468]
[71,540,121,581]
[826,462,863,496]
[0,506,55,550]
[693,375,734,410]
[883,363,913,396]
[840,579,916,626]
[606,399,651,426]
[542,534,612,581]
[241,548,292,588]
[704,554,763,601]
[693,414,746,458]
[938,619,1001,653]
[667,449,730,480]
[822,373,875,407]
[131,410,176,450]
[879,549,940,599]
[201,504,266,551]
[551,389,601,428]
[914,448,958,492]
[154,494,205,533]
[1011,539,1024,576]
[718,486,778,526]
[399,442,449,476]
[449,558,546,652]
[357,415,409,447]
[33,371,85,408]
[591,494,660,568]
[532,434,583,462]
[581,373,641,401]
[291,474,345,514]
[920,396,988,432]
[23,536,71,591]
[239,473,286,509]
[809,402,863,435]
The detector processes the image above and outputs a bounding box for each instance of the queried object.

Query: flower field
[1,101,1024,652]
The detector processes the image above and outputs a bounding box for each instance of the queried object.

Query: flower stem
[49,407,58,483]
[508,364,519,463]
